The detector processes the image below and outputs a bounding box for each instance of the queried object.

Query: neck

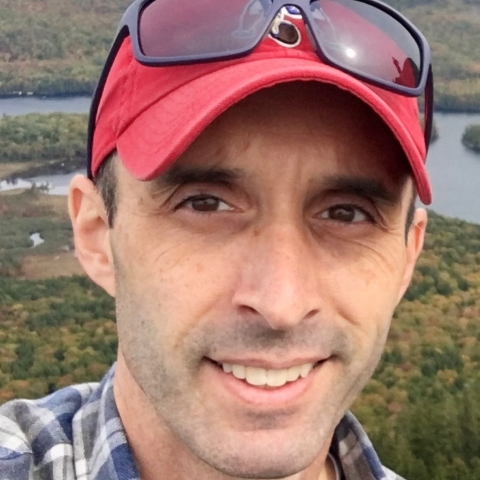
[113,352,337,480]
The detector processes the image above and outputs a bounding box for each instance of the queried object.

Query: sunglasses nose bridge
[266,2,322,55]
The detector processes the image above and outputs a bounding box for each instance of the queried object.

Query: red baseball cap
[92,14,432,204]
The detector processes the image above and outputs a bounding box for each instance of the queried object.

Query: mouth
[207,358,325,389]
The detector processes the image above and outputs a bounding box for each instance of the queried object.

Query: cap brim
[116,54,432,204]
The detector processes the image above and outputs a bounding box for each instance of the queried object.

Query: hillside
[1,0,480,111]
[390,0,480,112]
[0,0,130,96]
[0,188,479,479]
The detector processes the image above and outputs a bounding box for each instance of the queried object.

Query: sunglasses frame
[87,0,434,179]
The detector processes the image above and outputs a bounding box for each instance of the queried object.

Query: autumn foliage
[0,187,479,478]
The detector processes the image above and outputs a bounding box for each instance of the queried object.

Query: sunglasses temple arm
[87,31,130,179]
[423,66,434,152]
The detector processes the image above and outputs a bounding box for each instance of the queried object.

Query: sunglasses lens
[310,0,422,88]
[139,0,270,59]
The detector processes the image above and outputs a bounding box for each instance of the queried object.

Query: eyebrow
[319,175,401,206]
[153,165,244,191]
[151,166,402,206]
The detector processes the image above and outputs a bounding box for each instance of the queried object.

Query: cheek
[325,238,407,348]
[113,224,242,345]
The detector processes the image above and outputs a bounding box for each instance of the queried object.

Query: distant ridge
[0,0,480,110]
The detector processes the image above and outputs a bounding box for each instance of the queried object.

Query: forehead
[159,82,410,189]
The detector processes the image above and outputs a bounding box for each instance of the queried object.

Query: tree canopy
[1,0,480,111]
[0,188,479,479]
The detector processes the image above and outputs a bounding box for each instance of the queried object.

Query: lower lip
[203,360,324,408]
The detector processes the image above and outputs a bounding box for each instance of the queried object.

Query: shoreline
[0,92,91,100]
[462,140,480,154]
[1,157,85,181]
[1,93,480,116]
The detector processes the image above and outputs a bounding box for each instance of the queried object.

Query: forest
[0,113,86,163]
[0,185,479,479]
[1,0,480,111]
[0,112,87,178]
[462,124,480,152]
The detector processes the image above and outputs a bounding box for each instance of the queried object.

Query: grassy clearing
[21,252,84,279]
[0,188,76,277]
[0,162,43,178]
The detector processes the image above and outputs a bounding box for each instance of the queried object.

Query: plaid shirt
[0,364,404,480]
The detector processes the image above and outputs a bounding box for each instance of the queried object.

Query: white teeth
[232,364,246,379]
[246,367,267,386]
[286,365,301,381]
[300,363,313,378]
[267,369,287,387]
[222,362,315,387]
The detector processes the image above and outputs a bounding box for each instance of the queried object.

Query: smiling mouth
[208,359,325,388]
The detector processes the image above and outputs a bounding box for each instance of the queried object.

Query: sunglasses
[87,0,434,179]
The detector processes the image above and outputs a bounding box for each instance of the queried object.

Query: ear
[68,175,115,297]
[397,208,427,303]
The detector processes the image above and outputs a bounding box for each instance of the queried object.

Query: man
[0,1,434,479]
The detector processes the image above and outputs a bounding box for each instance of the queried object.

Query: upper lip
[207,356,329,370]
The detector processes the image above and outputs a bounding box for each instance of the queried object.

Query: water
[426,113,480,224]
[30,233,45,248]
[0,96,90,116]
[0,171,83,196]
[1,97,480,224]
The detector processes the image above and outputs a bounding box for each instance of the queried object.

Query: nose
[233,223,321,331]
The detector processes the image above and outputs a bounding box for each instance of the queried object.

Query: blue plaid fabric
[0,364,405,479]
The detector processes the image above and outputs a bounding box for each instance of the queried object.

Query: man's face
[109,83,423,478]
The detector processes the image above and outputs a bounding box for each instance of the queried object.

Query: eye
[177,195,233,213]
[319,204,372,223]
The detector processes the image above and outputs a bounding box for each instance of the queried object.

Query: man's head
[69,5,430,479]
[69,81,426,478]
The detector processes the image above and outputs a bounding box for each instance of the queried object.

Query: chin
[192,432,319,479]
[207,456,308,480]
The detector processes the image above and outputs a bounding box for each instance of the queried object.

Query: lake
[0,96,91,116]
[0,171,82,196]
[427,113,480,224]
[1,96,480,224]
